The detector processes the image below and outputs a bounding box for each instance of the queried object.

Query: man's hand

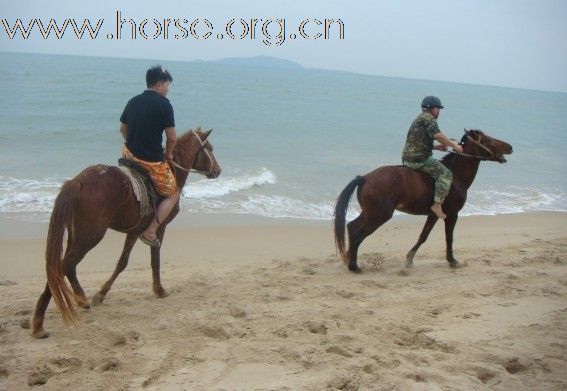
[452,144,463,154]
[165,153,174,161]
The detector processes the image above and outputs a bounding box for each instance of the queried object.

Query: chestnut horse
[334,129,513,273]
[32,129,221,338]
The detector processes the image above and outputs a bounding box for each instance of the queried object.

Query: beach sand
[0,212,566,390]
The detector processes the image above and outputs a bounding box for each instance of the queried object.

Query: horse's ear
[464,128,469,135]
[203,129,213,141]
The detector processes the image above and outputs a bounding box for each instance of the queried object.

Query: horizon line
[1,49,566,95]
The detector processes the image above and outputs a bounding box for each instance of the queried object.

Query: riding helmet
[421,96,444,109]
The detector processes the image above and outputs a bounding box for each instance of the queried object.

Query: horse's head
[173,128,222,179]
[191,128,222,178]
[460,129,513,163]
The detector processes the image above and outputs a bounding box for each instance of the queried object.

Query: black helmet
[421,96,444,109]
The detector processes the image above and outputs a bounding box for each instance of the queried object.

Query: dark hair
[146,65,173,88]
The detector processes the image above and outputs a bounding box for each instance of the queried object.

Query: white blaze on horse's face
[192,130,221,179]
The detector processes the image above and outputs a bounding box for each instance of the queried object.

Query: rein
[449,134,495,161]
[169,130,214,176]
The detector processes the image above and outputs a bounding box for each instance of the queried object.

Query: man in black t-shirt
[119,65,178,248]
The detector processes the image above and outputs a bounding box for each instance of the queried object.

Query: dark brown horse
[32,129,221,338]
[334,129,513,273]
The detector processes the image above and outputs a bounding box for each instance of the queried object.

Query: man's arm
[119,122,128,141]
[433,143,448,151]
[434,132,463,153]
[164,127,177,161]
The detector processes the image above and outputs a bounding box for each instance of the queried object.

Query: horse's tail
[45,180,81,326]
[333,175,365,263]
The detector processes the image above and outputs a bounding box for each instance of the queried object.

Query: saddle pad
[117,165,153,217]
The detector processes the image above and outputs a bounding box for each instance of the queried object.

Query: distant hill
[196,56,303,69]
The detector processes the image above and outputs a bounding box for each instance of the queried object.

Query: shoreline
[1,211,565,280]
[1,209,566,236]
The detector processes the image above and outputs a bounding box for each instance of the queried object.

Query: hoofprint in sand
[0,214,566,390]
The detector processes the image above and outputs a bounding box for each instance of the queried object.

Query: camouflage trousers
[403,157,453,204]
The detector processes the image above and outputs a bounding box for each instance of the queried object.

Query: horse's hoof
[78,301,91,310]
[91,293,105,306]
[155,289,169,298]
[449,261,462,269]
[348,265,362,274]
[32,329,49,339]
[405,261,414,268]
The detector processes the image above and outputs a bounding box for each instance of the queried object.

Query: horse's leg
[64,229,107,308]
[151,225,169,298]
[444,214,460,268]
[405,214,438,268]
[347,214,390,273]
[31,283,52,339]
[31,229,104,338]
[92,233,138,306]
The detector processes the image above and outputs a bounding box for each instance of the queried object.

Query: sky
[1,0,566,92]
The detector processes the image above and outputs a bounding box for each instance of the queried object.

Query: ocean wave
[0,176,61,216]
[182,186,567,220]
[461,187,567,216]
[181,168,276,198]
[0,173,565,223]
[182,195,360,220]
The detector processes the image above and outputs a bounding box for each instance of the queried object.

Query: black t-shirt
[120,90,175,162]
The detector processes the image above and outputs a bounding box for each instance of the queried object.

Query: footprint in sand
[110,334,127,347]
[199,325,230,340]
[228,307,247,319]
[504,357,529,374]
[304,321,328,335]
[28,367,54,386]
[336,290,356,299]
[325,345,354,358]
[469,364,501,385]
[19,318,30,329]
[27,357,82,386]
[358,279,388,289]
[99,357,121,371]
[326,371,360,390]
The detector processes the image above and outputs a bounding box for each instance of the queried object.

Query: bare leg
[141,192,179,243]
[406,214,438,267]
[430,202,446,220]
[92,234,137,306]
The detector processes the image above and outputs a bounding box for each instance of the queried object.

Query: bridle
[450,133,496,161]
[169,130,215,176]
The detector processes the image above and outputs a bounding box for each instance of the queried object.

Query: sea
[1,52,566,223]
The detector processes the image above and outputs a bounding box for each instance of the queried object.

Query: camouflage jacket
[402,112,440,163]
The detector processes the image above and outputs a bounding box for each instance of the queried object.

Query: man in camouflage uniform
[402,96,463,219]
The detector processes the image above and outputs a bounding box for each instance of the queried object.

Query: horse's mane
[440,133,468,168]
[175,128,202,151]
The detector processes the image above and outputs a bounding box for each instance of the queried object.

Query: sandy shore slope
[0,212,566,390]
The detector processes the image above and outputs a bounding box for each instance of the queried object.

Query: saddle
[117,158,164,218]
